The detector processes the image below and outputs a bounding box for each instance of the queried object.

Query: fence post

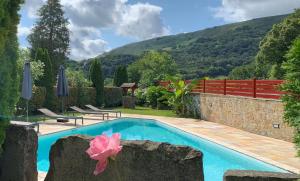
[203,79,206,93]
[224,79,227,95]
[253,78,257,98]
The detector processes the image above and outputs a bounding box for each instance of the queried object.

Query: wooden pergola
[120,83,137,96]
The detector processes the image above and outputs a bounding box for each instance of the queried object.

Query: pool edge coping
[38,116,300,174]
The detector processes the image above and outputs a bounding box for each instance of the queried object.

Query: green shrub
[167,77,197,116]
[281,37,300,156]
[16,86,46,115]
[135,88,147,106]
[16,86,122,115]
[145,86,167,109]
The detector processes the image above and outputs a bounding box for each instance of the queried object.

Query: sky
[18,0,300,60]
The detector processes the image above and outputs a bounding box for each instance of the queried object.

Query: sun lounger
[70,106,109,120]
[85,104,121,117]
[10,120,40,133]
[38,108,84,126]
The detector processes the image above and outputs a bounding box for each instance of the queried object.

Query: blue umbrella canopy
[21,61,32,121]
[56,65,69,97]
[21,61,32,100]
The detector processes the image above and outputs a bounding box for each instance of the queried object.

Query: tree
[128,51,179,87]
[281,38,300,156]
[17,48,45,84]
[0,0,24,149]
[66,68,91,107]
[35,48,56,109]
[228,63,255,80]
[90,59,104,107]
[255,9,300,79]
[28,0,70,76]
[113,65,128,87]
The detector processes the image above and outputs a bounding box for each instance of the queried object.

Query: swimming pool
[38,118,286,181]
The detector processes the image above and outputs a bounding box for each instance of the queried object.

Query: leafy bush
[281,37,300,156]
[167,77,197,116]
[16,86,46,115]
[145,86,168,109]
[16,86,122,114]
[135,88,147,106]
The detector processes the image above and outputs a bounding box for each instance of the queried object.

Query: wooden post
[224,79,227,95]
[203,79,206,93]
[253,78,257,98]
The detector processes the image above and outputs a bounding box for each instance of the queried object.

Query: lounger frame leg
[75,118,77,126]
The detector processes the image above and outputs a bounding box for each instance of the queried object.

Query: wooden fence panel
[159,79,285,100]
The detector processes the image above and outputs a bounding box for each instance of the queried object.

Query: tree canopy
[255,9,300,79]
[28,0,70,76]
[281,37,300,156]
[128,51,179,87]
[113,65,128,87]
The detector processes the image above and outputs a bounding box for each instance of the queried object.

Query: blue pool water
[38,118,286,180]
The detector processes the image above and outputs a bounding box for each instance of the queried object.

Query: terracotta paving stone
[37,113,300,180]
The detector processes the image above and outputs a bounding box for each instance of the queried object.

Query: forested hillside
[78,14,287,79]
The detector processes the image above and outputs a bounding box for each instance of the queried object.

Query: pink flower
[86,133,122,175]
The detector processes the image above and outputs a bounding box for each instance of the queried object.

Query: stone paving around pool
[37,113,300,180]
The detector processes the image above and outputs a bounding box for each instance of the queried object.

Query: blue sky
[18,0,300,60]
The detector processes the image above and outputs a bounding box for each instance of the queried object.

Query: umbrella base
[57,118,69,123]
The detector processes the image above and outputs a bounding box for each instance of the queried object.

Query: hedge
[104,87,123,107]
[16,86,123,114]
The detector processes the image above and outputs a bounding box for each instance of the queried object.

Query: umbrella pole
[26,100,29,122]
[62,97,64,114]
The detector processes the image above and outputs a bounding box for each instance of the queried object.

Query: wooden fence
[159,79,285,100]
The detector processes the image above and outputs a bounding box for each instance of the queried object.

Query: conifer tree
[113,65,128,87]
[90,59,104,107]
[0,0,24,149]
[28,0,70,75]
[35,48,56,109]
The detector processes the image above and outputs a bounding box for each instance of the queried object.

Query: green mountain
[80,14,287,79]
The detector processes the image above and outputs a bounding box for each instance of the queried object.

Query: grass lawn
[113,106,177,117]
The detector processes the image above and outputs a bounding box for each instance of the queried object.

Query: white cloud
[214,0,300,22]
[18,25,32,37]
[68,23,108,60]
[117,3,169,39]
[21,0,45,18]
[20,0,169,59]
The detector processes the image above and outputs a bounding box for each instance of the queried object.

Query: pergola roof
[120,83,137,88]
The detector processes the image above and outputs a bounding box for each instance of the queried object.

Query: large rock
[223,170,300,181]
[0,124,38,181]
[45,135,204,181]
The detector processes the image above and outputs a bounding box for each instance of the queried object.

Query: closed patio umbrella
[56,65,69,114]
[21,61,32,122]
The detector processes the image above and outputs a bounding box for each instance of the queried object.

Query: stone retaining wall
[198,93,294,142]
